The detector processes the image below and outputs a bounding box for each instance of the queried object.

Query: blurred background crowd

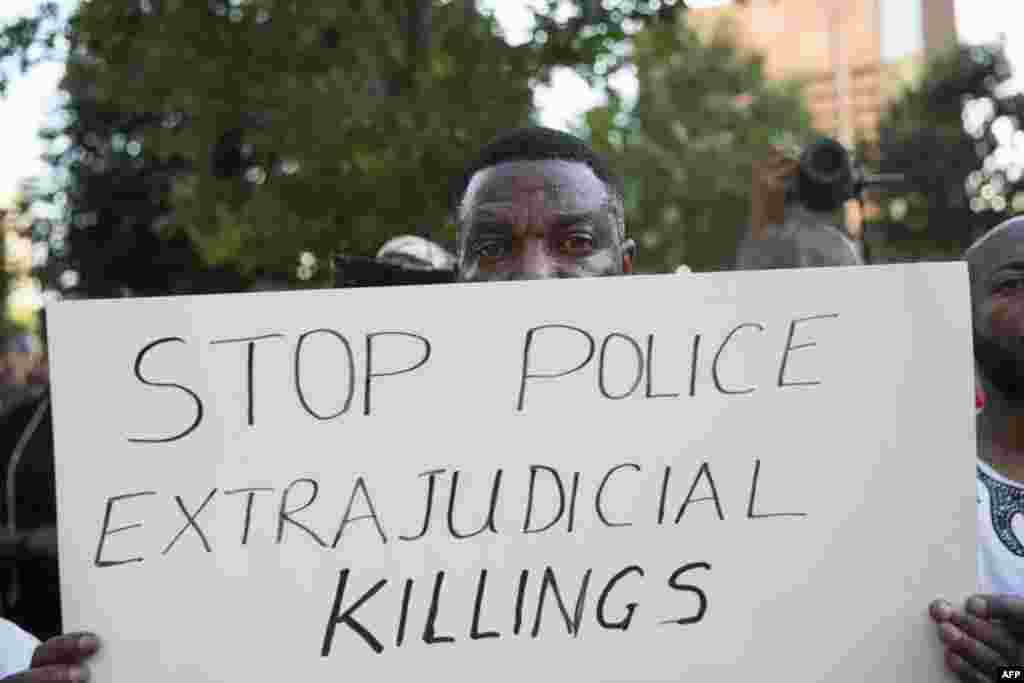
[0,0,1022,639]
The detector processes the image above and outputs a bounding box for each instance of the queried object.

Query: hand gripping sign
[47,264,975,683]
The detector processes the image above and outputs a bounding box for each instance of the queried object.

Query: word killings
[320,561,713,656]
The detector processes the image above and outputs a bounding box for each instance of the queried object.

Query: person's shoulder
[0,618,39,676]
[783,211,861,266]
[736,222,803,270]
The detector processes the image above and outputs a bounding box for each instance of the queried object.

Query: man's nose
[511,238,557,280]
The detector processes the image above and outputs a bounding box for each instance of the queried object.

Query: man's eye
[561,234,594,254]
[994,278,1024,294]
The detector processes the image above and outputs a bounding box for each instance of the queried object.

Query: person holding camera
[736,140,863,270]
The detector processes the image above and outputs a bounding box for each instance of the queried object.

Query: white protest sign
[48,263,975,683]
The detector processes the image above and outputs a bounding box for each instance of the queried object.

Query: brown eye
[561,234,594,255]
[994,277,1024,295]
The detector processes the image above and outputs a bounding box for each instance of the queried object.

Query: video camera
[333,255,457,288]
[789,137,905,213]
[334,235,457,288]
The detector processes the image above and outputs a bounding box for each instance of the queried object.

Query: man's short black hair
[451,126,625,213]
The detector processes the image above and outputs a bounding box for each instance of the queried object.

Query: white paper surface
[47,264,976,682]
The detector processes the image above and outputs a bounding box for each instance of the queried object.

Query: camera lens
[797,138,854,212]
[808,145,844,178]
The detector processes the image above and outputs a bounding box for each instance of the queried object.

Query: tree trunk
[405,0,432,92]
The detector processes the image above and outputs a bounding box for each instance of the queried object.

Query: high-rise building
[688,0,959,146]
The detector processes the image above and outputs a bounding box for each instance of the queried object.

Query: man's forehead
[462,159,607,206]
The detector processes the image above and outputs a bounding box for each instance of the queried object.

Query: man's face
[970,219,1024,401]
[456,160,635,282]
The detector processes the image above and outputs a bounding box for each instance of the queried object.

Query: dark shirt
[735,206,863,270]
[0,391,61,640]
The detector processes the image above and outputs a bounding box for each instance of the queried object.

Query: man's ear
[622,238,637,274]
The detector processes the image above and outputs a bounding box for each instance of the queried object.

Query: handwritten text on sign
[48,265,976,683]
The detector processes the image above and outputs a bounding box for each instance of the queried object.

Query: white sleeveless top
[977,459,1024,595]
[0,618,38,676]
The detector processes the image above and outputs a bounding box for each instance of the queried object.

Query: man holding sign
[0,624,99,682]
[40,127,977,682]
[931,217,1024,681]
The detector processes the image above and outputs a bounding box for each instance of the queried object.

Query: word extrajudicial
[93,459,803,568]
[127,313,838,442]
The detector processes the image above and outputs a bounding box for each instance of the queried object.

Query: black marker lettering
[94,491,156,567]
[595,463,641,528]
[712,323,764,395]
[523,466,565,534]
[675,462,724,523]
[423,571,456,645]
[598,333,644,400]
[396,578,414,647]
[645,334,680,399]
[747,459,808,519]
[162,489,218,554]
[128,338,203,443]
[332,476,387,547]
[567,471,580,534]
[513,569,529,635]
[277,478,327,546]
[209,334,285,427]
[658,466,672,525]
[401,469,445,542]
[597,565,644,630]
[446,469,502,540]
[778,314,839,387]
[224,487,273,545]
[516,324,595,412]
[294,329,355,420]
[321,569,386,656]
[689,334,701,397]
[364,331,431,416]
[470,570,500,640]
[531,566,592,638]
[661,562,711,626]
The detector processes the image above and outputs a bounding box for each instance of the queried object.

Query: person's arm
[749,147,798,240]
[0,528,58,563]
[930,594,1024,681]
[1,631,99,682]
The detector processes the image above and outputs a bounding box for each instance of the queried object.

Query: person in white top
[930,217,1024,681]
[0,619,99,682]
[0,618,37,678]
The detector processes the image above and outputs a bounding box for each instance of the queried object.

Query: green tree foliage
[2,0,684,292]
[0,1,63,97]
[585,17,814,273]
[868,42,1024,261]
[30,78,255,297]
[61,1,536,278]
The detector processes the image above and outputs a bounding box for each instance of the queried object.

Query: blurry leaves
[0,2,62,95]
[869,42,1024,260]
[4,0,686,282]
[587,16,814,273]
